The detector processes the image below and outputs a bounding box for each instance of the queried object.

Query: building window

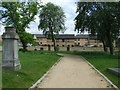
[37,37,39,40]
[78,43,80,45]
[56,39,59,42]
[67,40,69,42]
[86,39,88,41]
[100,40,102,43]
[62,39,64,42]
[72,45,74,47]
[78,39,80,41]
[57,45,59,46]
[40,42,42,44]
[62,45,64,47]
[75,39,76,41]
[95,40,97,43]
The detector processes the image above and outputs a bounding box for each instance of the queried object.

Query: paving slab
[37,54,113,88]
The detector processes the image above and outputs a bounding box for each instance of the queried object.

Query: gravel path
[37,54,112,88]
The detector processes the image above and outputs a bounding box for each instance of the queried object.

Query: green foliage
[2,2,42,50]
[75,2,120,55]
[19,31,36,51]
[56,46,59,51]
[38,2,66,35]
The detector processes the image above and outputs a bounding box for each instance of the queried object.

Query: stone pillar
[2,26,21,71]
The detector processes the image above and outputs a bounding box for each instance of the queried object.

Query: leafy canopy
[38,2,66,37]
[2,2,42,49]
[75,2,120,39]
[2,2,41,32]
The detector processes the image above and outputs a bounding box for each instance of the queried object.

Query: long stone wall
[25,46,119,52]
[0,46,119,52]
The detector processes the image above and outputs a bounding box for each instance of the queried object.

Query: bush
[19,48,28,52]
[56,46,59,51]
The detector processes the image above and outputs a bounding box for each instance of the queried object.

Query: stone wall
[25,46,119,52]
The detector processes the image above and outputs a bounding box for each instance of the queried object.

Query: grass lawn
[55,51,120,88]
[2,51,61,88]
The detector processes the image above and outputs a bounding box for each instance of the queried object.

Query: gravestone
[2,26,21,71]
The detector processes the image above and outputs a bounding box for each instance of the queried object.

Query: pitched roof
[56,34,75,39]
[34,34,45,38]
[34,34,97,39]
[76,34,89,39]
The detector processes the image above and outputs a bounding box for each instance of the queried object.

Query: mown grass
[2,51,61,88]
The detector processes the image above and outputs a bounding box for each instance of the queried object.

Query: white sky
[0,0,87,35]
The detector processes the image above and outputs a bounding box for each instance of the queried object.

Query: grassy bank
[2,51,61,88]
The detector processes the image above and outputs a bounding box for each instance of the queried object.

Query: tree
[75,2,120,55]
[19,31,37,51]
[38,2,66,51]
[2,2,42,50]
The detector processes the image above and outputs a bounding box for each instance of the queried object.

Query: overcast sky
[0,0,85,35]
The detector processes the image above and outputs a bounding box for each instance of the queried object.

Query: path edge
[80,56,119,90]
[28,55,63,90]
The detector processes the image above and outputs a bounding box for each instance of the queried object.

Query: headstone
[2,26,21,71]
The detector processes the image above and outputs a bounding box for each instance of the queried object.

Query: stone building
[33,34,103,47]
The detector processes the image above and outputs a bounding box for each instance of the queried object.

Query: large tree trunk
[50,30,56,51]
[107,29,114,55]
[102,40,107,52]
[52,38,56,51]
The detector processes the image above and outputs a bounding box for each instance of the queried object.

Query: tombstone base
[2,59,21,71]
[2,64,21,71]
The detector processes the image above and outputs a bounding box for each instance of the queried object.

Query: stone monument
[2,26,21,71]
